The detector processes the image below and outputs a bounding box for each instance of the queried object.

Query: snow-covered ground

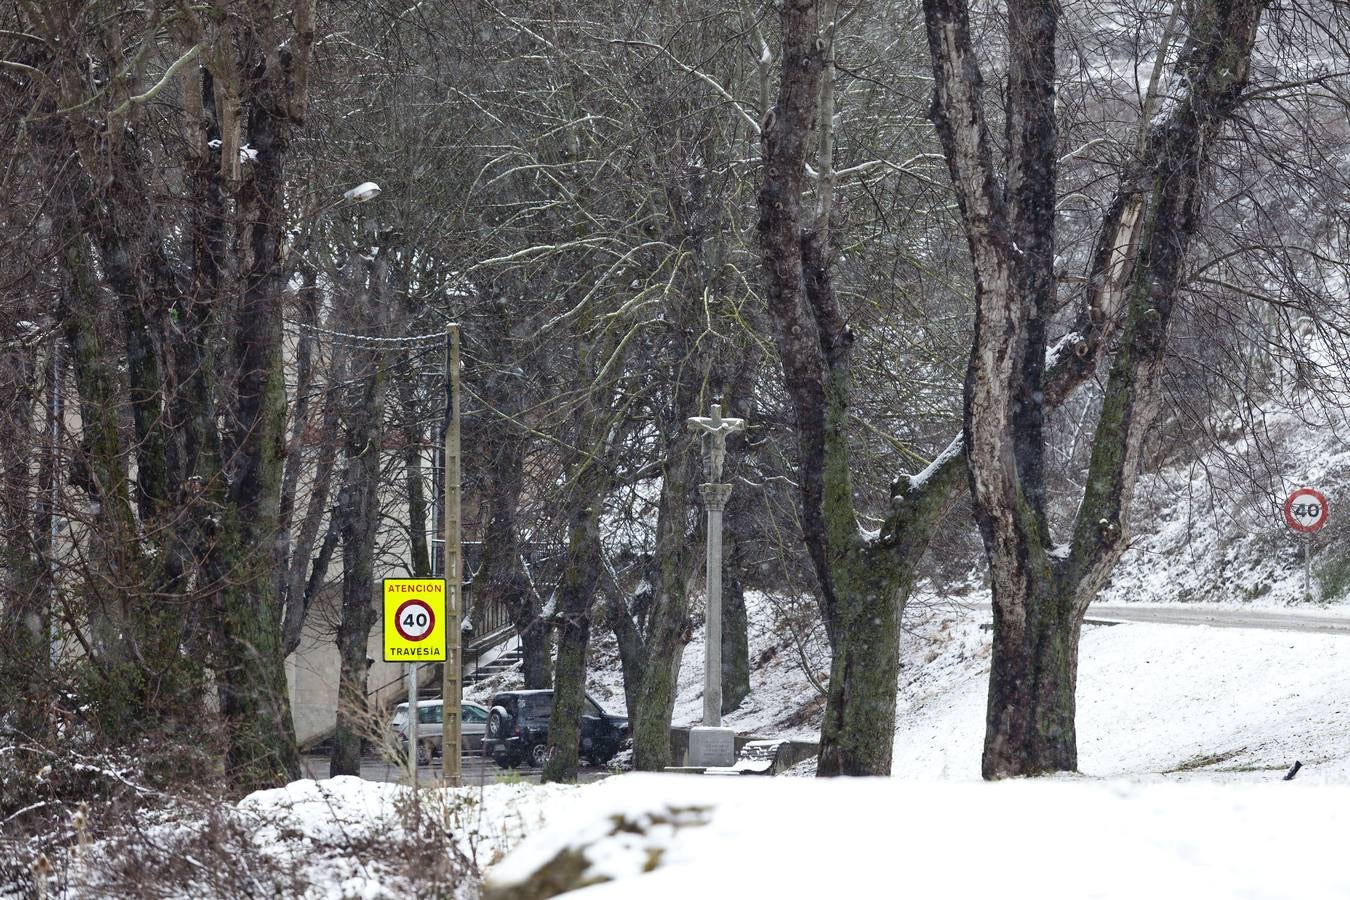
[45,777,583,900]
[475,590,1350,897]
[484,775,1350,899]
[891,605,1350,782]
[473,585,1350,783]
[32,588,1341,898]
[235,777,576,885]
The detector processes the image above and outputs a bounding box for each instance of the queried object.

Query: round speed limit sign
[382,579,446,661]
[1284,487,1329,533]
[394,598,437,642]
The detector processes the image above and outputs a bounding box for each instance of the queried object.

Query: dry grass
[2,710,484,899]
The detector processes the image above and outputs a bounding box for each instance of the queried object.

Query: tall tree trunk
[519,612,553,691]
[278,259,321,600]
[471,355,549,686]
[330,365,388,775]
[756,0,1149,776]
[471,362,533,634]
[630,415,702,771]
[540,501,603,783]
[66,120,200,715]
[0,326,46,739]
[719,532,750,716]
[330,452,383,777]
[331,237,393,776]
[604,588,647,724]
[42,133,200,731]
[395,341,433,580]
[923,0,1268,778]
[758,0,943,775]
[404,440,432,579]
[217,92,301,793]
[982,579,1083,774]
[210,0,317,789]
[165,130,229,676]
[757,0,897,775]
[281,344,344,657]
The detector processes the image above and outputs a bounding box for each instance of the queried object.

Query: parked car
[390,700,489,764]
[482,689,629,769]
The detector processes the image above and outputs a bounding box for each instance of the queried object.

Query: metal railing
[474,594,512,637]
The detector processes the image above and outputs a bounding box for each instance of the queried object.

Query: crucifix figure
[688,403,745,484]
[687,402,746,738]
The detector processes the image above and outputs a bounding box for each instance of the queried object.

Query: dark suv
[483,689,629,769]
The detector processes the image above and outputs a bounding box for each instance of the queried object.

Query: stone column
[699,482,733,727]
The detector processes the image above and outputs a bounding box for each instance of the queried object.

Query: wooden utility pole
[441,325,463,787]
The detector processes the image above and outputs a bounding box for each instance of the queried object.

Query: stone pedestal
[687,725,736,768]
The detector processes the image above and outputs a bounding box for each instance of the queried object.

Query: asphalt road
[300,753,613,786]
[952,599,1350,636]
[1087,603,1350,635]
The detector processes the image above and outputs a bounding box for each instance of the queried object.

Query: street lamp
[282,182,383,266]
[343,181,382,203]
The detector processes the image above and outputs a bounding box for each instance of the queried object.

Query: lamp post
[686,403,745,766]
[440,324,463,788]
[291,181,383,229]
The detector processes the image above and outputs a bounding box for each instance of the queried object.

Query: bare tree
[924,0,1267,776]
[4,0,320,788]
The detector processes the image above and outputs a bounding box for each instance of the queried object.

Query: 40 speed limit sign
[1284,487,1329,533]
[383,578,447,661]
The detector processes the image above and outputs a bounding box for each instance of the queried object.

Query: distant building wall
[286,586,426,748]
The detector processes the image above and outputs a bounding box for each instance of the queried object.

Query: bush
[1316,551,1350,604]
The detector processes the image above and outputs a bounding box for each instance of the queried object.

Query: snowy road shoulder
[1086,602,1350,634]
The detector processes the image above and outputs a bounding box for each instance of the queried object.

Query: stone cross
[688,403,745,484]
[687,403,746,734]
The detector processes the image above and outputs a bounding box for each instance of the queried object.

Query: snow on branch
[609,38,763,133]
[109,42,205,120]
[470,236,617,270]
[908,433,965,491]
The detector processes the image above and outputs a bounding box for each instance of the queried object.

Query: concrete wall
[286,588,434,748]
[667,726,818,771]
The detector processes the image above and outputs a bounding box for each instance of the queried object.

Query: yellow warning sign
[382,578,447,662]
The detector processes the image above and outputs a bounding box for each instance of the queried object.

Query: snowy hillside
[1101,391,1350,608]
[467,590,831,743]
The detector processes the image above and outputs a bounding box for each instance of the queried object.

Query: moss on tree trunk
[630,417,700,773]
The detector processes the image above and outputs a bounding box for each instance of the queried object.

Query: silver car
[390,700,489,763]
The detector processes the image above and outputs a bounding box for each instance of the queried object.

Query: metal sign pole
[441,325,463,787]
[408,661,419,788]
[1305,538,1312,602]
